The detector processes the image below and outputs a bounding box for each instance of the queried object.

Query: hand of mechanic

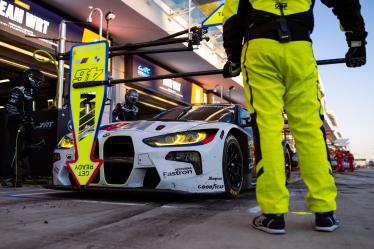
[345,32,367,67]
[223,61,241,78]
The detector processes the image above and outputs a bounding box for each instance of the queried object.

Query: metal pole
[98,9,103,41]
[72,58,346,89]
[57,20,66,109]
[220,85,223,102]
[107,19,114,123]
[317,58,345,65]
[188,0,192,40]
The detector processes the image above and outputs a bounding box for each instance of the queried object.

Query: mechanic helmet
[125,89,139,105]
[23,68,45,89]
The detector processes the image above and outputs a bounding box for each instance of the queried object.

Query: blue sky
[312,0,374,160]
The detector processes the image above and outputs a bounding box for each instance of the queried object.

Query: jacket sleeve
[321,0,366,35]
[222,0,247,62]
[6,88,23,121]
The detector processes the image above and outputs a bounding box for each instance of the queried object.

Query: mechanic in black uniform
[2,69,45,187]
[112,89,139,122]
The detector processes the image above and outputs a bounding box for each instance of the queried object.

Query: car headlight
[143,129,218,147]
[57,135,74,149]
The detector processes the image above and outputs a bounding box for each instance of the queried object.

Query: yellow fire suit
[222,0,366,213]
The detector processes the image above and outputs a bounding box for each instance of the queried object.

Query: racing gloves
[223,60,241,78]
[345,31,367,67]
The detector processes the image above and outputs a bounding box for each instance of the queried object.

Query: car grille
[103,136,134,184]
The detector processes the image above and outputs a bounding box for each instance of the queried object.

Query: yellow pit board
[67,41,108,187]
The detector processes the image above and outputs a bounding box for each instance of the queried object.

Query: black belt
[245,21,311,43]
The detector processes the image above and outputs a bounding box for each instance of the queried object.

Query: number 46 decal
[73,68,104,83]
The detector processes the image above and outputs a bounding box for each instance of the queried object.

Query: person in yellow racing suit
[222,0,367,234]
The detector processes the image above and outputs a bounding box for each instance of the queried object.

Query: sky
[311,0,374,161]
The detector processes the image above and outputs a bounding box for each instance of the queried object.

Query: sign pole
[57,20,67,109]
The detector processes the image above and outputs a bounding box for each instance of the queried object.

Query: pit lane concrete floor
[0,168,373,249]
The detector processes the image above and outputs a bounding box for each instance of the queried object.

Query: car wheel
[284,148,292,184]
[222,135,243,198]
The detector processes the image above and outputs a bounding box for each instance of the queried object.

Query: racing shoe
[315,211,340,232]
[252,214,286,234]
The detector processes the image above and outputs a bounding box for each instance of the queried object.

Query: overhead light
[0,79,10,84]
[0,58,57,78]
[138,100,166,111]
[0,106,5,109]
[0,41,69,69]
[105,11,116,21]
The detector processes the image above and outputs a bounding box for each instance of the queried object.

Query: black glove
[223,61,241,78]
[345,32,367,68]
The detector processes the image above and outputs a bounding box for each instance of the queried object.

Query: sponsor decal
[163,167,193,177]
[160,79,183,98]
[35,121,54,129]
[201,3,224,28]
[76,57,88,64]
[208,176,223,181]
[137,65,151,77]
[0,0,50,34]
[100,122,128,131]
[197,184,224,190]
[275,2,287,9]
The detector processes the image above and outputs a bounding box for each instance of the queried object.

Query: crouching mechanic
[222,0,367,234]
[112,89,139,122]
[2,69,46,187]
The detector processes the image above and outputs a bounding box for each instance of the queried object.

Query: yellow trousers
[241,39,337,213]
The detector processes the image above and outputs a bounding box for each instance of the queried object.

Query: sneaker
[315,211,340,232]
[252,214,286,234]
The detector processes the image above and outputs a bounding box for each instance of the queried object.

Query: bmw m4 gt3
[53,104,261,198]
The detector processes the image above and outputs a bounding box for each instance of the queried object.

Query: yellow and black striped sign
[67,41,108,187]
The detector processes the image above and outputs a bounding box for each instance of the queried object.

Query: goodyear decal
[67,41,108,187]
[201,4,224,28]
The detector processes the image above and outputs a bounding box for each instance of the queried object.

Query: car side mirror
[240,117,251,127]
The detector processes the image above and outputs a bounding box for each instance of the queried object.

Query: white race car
[52,104,291,197]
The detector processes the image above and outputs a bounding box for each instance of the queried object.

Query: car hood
[99,120,209,134]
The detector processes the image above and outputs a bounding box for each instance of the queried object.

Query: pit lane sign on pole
[67,41,108,187]
[201,4,224,28]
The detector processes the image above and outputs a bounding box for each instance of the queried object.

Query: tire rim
[225,142,243,189]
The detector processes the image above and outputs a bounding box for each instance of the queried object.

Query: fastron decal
[163,167,193,178]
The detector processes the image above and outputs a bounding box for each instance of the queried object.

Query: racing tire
[284,149,292,185]
[222,135,244,198]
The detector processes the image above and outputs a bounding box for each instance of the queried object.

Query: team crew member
[335,149,344,172]
[112,89,139,121]
[2,69,46,187]
[346,151,355,171]
[222,0,367,234]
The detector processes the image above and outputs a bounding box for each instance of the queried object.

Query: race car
[52,104,292,198]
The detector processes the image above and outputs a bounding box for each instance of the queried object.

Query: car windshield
[152,105,235,122]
